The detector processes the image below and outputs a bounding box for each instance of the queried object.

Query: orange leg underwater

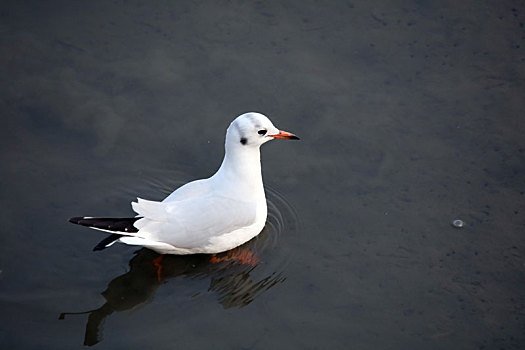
[210,248,260,266]
[152,254,164,282]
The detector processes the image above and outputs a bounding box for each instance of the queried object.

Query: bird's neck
[214,147,265,198]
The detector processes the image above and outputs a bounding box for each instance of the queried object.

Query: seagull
[69,112,299,255]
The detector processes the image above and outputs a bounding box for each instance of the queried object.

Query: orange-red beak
[269,129,300,140]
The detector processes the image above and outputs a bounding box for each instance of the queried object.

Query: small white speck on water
[452,219,464,228]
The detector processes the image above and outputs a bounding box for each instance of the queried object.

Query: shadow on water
[59,186,297,346]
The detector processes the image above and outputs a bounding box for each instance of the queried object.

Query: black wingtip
[69,217,83,224]
[68,217,139,232]
[92,244,105,252]
[92,233,123,251]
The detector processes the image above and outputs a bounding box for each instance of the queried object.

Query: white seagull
[69,112,299,255]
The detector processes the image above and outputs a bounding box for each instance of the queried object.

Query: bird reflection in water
[60,188,295,346]
[59,245,285,346]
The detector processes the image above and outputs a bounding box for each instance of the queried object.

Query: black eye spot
[258,129,267,135]
[240,137,247,145]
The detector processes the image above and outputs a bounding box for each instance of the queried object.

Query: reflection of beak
[269,129,300,140]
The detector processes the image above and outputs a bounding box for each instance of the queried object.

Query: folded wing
[130,195,257,249]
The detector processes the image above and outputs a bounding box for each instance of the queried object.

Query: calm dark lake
[1,1,524,349]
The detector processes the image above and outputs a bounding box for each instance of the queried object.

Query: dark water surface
[1,1,524,349]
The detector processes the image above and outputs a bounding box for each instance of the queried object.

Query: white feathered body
[124,178,267,254]
[121,123,270,254]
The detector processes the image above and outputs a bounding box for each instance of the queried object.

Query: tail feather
[69,217,140,251]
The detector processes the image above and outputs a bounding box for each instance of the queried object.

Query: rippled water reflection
[59,169,297,346]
